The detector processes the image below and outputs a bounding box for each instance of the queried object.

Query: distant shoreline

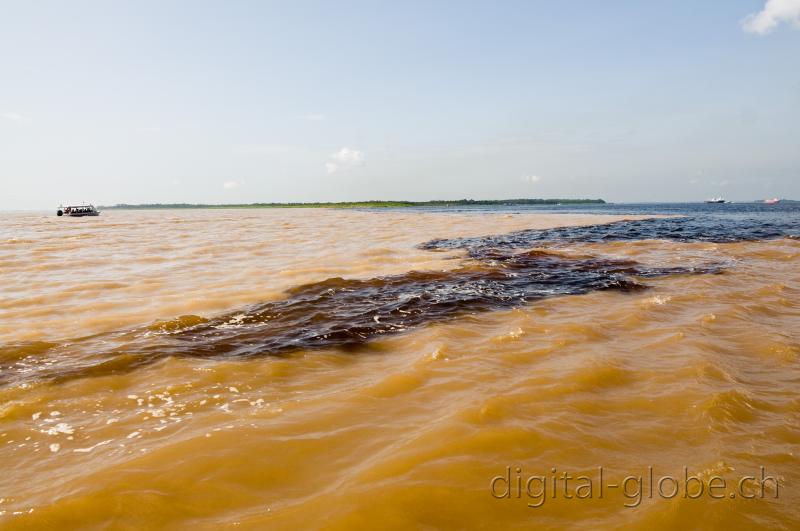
[99,199,606,210]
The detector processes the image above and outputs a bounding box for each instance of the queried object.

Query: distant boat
[704,197,728,204]
[764,198,780,205]
[57,204,100,217]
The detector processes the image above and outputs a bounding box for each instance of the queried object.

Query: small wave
[698,389,775,430]
[147,315,209,334]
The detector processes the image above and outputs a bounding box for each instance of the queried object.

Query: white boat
[704,197,728,204]
[764,198,780,205]
[57,205,100,217]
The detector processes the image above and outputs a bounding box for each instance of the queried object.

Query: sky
[1,0,799,209]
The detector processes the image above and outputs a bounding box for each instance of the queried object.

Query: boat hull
[57,205,100,217]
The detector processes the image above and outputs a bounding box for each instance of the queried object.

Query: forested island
[101,198,606,209]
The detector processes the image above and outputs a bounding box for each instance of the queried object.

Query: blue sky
[1,0,798,208]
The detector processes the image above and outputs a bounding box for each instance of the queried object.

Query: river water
[1,204,798,528]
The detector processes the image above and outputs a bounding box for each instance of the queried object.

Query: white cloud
[326,147,365,174]
[332,147,364,165]
[742,0,800,34]
[520,175,541,183]
[223,180,241,189]
[0,112,31,124]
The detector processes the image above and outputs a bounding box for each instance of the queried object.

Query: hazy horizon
[2,0,799,210]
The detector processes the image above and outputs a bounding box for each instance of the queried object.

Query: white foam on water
[43,423,74,436]
[73,440,113,453]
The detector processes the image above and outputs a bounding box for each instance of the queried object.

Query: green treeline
[101,198,606,209]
